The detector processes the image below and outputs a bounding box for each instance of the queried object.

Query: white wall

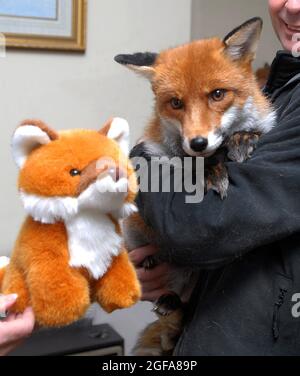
[191,0,281,68]
[0,0,191,355]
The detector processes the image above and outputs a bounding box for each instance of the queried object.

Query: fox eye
[70,169,81,177]
[170,97,184,110]
[210,89,227,102]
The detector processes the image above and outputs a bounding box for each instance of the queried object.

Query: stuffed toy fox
[0,117,141,327]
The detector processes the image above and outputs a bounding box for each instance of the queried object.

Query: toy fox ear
[223,17,263,61]
[12,120,58,169]
[99,117,130,155]
[114,52,157,80]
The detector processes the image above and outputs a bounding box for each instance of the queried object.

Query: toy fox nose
[190,137,208,152]
[109,166,124,182]
[99,166,123,182]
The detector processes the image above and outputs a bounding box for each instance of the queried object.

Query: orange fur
[256,63,271,88]
[93,251,141,313]
[19,128,134,197]
[0,267,5,290]
[1,119,141,327]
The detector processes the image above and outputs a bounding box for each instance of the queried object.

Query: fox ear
[223,17,263,61]
[100,117,130,155]
[114,52,157,80]
[12,120,58,169]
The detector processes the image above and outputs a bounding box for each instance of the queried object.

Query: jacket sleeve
[131,90,300,269]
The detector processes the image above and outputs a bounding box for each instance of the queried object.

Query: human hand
[129,245,173,302]
[0,294,35,356]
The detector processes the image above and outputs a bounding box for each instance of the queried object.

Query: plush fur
[0,257,9,290]
[1,118,141,327]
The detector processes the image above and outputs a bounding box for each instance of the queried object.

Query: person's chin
[278,20,300,52]
[281,36,298,54]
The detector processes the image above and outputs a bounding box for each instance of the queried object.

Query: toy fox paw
[95,252,141,313]
[227,131,261,163]
[31,284,90,327]
[98,281,141,313]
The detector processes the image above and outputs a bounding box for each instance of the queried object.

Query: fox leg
[26,260,90,327]
[133,320,164,356]
[94,251,141,313]
[1,263,30,313]
[134,294,184,356]
[227,131,261,163]
[205,161,229,200]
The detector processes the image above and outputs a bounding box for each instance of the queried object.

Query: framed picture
[0,0,87,52]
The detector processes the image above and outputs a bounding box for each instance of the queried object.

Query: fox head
[12,118,137,224]
[115,18,274,157]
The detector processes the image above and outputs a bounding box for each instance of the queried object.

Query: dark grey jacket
[131,51,300,355]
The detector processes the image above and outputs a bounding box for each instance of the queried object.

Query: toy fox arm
[0,257,9,290]
[131,95,300,269]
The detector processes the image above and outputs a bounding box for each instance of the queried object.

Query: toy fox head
[115,18,274,157]
[12,118,137,224]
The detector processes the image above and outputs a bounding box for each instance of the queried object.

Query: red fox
[115,18,276,355]
[0,118,141,327]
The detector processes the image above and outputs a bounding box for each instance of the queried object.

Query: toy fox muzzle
[76,158,127,196]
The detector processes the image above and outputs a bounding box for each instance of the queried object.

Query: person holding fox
[127,0,300,355]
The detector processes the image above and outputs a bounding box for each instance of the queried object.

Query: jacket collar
[264,51,300,97]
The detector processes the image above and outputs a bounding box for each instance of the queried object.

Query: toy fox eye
[170,97,184,110]
[210,89,227,102]
[70,169,81,177]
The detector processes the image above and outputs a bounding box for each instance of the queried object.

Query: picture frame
[0,0,87,52]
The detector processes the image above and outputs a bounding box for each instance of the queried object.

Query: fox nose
[190,137,208,152]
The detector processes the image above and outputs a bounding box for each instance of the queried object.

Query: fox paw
[152,293,183,317]
[205,162,229,200]
[227,131,261,163]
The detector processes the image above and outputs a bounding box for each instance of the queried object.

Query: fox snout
[183,132,223,157]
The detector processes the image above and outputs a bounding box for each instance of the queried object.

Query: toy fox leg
[0,269,5,290]
[94,250,141,313]
[0,257,10,291]
[26,260,90,327]
[0,268,5,291]
[1,263,30,313]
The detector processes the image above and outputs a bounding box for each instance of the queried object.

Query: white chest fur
[65,211,123,280]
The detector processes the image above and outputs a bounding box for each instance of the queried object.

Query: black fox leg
[152,293,183,317]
